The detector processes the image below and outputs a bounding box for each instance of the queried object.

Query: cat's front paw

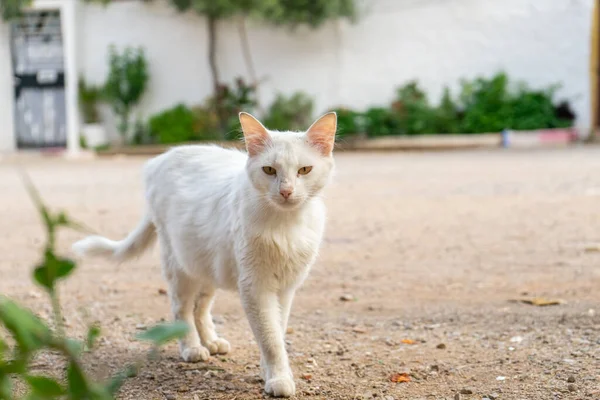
[265,376,295,398]
[204,338,230,355]
[181,345,210,362]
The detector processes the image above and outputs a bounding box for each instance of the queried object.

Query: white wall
[0,0,595,152]
[0,23,16,152]
[339,0,594,118]
[0,0,577,143]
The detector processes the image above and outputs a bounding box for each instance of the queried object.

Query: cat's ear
[239,112,271,157]
[306,112,337,157]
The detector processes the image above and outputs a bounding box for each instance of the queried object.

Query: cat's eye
[262,166,276,175]
[298,166,313,175]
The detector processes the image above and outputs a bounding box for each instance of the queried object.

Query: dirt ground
[1,147,599,400]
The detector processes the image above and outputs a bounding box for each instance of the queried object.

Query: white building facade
[0,0,596,153]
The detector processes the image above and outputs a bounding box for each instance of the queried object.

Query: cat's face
[240,112,336,210]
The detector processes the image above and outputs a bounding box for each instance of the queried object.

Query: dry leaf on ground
[390,373,411,383]
[518,297,564,306]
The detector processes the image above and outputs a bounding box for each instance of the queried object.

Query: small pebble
[436,343,446,349]
[454,394,461,400]
[460,388,473,395]
[567,376,575,383]
[509,336,523,343]
[340,294,355,301]
[568,384,576,392]
[488,393,499,400]
[165,394,175,400]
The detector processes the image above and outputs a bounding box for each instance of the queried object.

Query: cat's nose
[280,189,293,199]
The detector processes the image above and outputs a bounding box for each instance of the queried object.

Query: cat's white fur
[72,112,337,397]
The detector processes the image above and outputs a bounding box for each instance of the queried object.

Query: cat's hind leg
[162,245,210,362]
[194,288,230,355]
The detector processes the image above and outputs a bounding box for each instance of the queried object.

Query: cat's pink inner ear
[239,112,271,157]
[306,112,337,156]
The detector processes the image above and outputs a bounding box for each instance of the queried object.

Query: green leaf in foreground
[0,296,52,352]
[136,321,188,346]
[56,258,76,279]
[0,337,6,358]
[67,361,88,397]
[0,373,11,400]
[33,264,53,291]
[65,338,84,358]
[86,324,101,350]
[33,252,77,291]
[55,211,96,234]
[105,367,129,396]
[25,375,65,396]
[20,170,52,229]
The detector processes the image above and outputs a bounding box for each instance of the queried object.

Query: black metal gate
[11,10,67,149]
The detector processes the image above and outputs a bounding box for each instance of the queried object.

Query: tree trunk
[237,16,261,112]
[207,15,227,137]
[207,15,219,94]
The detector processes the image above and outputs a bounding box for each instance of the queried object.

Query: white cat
[72,112,337,397]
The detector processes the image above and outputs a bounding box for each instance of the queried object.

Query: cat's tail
[71,214,156,262]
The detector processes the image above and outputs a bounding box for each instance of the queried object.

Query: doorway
[11,10,67,149]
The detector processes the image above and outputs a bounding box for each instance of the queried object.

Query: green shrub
[263,92,314,132]
[363,107,399,137]
[191,105,221,141]
[149,104,195,144]
[1,0,32,21]
[458,72,513,133]
[332,107,365,138]
[432,87,461,134]
[458,72,574,133]
[509,85,572,130]
[0,174,187,400]
[131,117,152,145]
[78,78,102,124]
[104,45,149,140]
[209,77,258,140]
[391,81,437,135]
[380,73,575,135]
